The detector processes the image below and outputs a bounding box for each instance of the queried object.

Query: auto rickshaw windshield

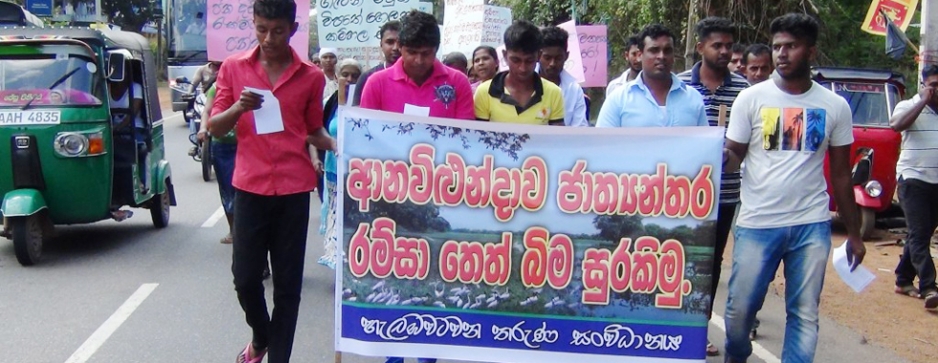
[0,54,103,107]
[825,82,900,127]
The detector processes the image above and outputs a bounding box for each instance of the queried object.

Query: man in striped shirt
[676,16,749,357]
[890,64,938,310]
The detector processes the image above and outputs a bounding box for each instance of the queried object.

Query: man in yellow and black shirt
[474,20,565,125]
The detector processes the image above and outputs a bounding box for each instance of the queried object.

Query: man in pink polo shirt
[360,10,474,120]
[208,1,335,362]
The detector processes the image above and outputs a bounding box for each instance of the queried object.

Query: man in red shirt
[360,10,474,120]
[208,1,335,362]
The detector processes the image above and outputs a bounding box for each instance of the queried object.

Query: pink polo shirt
[211,46,325,196]
[360,59,475,120]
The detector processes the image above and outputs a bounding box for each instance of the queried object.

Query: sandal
[706,340,719,356]
[220,233,233,244]
[236,342,266,363]
[895,284,920,298]
[925,290,938,311]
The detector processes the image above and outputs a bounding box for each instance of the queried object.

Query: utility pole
[921,0,937,86]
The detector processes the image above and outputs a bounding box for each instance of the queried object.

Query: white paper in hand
[832,241,875,293]
[244,87,284,135]
[403,103,430,117]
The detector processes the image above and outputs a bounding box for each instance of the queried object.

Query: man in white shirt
[108,73,149,193]
[605,35,642,96]
[538,26,588,127]
[722,14,864,363]
[889,64,938,310]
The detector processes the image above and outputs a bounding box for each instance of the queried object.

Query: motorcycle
[172,77,213,182]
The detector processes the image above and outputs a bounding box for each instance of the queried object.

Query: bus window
[169,0,208,57]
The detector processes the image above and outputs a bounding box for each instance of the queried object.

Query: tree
[103,0,160,32]
[344,193,451,233]
[592,214,644,242]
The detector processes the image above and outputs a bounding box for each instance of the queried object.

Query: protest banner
[557,20,585,84]
[206,0,309,61]
[317,0,430,48]
[577,25,608,88]
[442,0,511,59]
[861,0,919,36]
[335,107,722,363]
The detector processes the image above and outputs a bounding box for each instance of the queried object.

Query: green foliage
[494,0,922,88]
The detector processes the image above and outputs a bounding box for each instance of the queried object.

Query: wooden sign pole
[717,104,728,127]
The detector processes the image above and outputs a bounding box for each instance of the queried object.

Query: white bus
[165,0,207,112]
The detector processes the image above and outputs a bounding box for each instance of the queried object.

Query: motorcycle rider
[189,60,222,94]
[188,60,222,156]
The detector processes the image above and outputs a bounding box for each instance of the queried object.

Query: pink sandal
[236,342,266,363]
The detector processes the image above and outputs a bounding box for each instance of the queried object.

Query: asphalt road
[0,110,908,363]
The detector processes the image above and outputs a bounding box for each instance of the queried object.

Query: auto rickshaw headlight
[54,133,88,157]
[865,180,883,198]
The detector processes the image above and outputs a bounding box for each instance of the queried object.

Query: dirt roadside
[738,227,938,363]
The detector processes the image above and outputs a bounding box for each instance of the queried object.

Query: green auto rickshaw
[0,27,176,266]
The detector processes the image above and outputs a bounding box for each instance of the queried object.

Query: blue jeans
[724,221,831,363]
[385,358,437,363]
[211,142,237,214]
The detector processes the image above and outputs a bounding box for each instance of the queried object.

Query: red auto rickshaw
[816,67,905,240]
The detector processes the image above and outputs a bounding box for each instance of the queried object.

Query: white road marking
[201,206,225,228]
[64,283,159,363]
[711,313,781,363]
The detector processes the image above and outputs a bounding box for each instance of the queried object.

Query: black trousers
[895,177,938,294]
[709,203,737,320]
[232,189,310,363]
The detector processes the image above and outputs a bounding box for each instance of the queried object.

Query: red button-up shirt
[212,46,325,196]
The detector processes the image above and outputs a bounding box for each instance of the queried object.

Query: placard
[576,25,608,88]
[207,0,310,61]
[557,20,585,84]
[317,0,429,48]
[442,1,511,59]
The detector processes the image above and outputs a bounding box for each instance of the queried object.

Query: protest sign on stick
[442,0,511,59]
[334,106,722,363]
[557,20,585,83]
[576,25,608,88]
[317,0,429,48]
[207,0,309,61]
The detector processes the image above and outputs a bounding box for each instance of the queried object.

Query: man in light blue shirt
[597,24,707,128]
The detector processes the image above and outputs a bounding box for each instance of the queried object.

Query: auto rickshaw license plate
[0,110,61,125]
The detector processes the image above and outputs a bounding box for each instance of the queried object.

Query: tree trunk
[684,0,698,71]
